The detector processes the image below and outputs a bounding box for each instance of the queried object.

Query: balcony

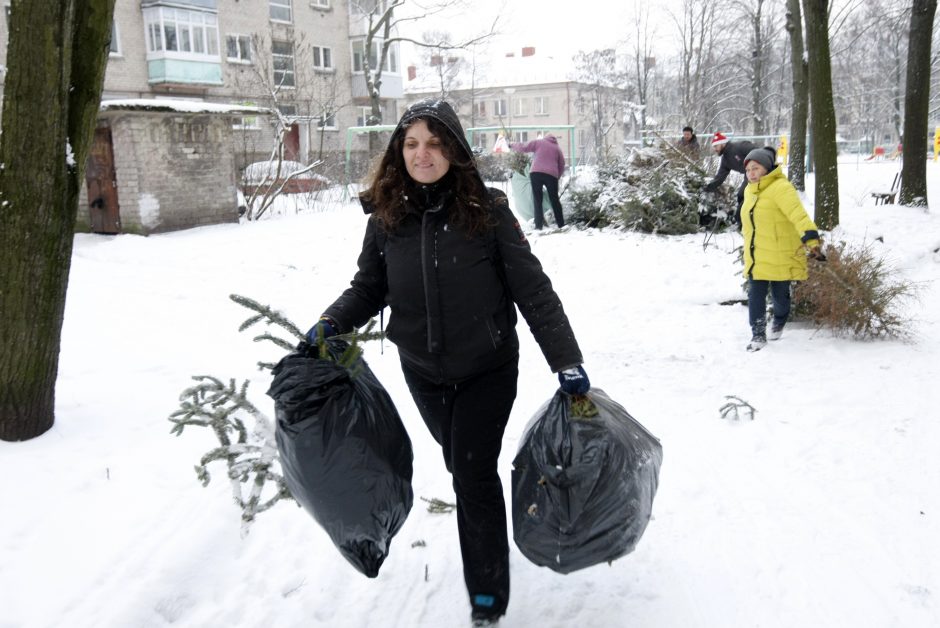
[148,58,223,86]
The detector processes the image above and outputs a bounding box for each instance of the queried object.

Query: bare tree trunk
[749,0,766,135]
[786,0,808,190]
[899,0,937,206]
[803,0,840,230]
[0,0,116,441]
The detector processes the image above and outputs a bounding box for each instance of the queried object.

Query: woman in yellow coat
[741,147,822,351]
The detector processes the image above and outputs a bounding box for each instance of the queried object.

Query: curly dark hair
[361,116,495,235]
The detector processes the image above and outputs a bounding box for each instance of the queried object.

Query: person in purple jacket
[510,134,566,229]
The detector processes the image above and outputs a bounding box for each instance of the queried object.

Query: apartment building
[0,0,404,172]
[403,48,628,166]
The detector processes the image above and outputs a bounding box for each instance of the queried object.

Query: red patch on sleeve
[512,220,527,243]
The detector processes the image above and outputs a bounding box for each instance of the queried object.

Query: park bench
[871,171,900,205]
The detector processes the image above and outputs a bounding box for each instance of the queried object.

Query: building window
[313,45,333,71]
[109,20,121,56]
[356,106,374,126]
[535,96,548,115]
[143,7,220,60]
[311,0,330,7]
[351,0,388,14]
[351,39,399,73]
[494,99,507,117]
[226,35,252,63]
[272,40,295,88]
[317,112,337,129]
[519,131,529,142]
[270,0,292,23]
[475,132,487,148]
[474,101,486,118]
[232,102,261,130]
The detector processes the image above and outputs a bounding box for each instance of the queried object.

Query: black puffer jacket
[324,100,582,384]
[710,140,756,185]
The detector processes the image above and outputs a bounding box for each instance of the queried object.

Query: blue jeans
[748,279,791,334]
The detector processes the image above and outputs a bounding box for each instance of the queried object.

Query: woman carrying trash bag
[306,99,588,627]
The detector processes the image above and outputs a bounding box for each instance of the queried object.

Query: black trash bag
[511,388,662,574]
[268,338,413,578]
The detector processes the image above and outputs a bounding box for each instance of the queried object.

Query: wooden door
[284,123,300,161]
[85,126,121,234]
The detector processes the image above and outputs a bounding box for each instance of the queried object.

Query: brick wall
[88,110,240,234]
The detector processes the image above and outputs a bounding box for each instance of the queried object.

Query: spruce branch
[421,496,456,514]
[230,293,305,342]
[720,395,757,421]
[170,294,387,533]
[169,374,289,534]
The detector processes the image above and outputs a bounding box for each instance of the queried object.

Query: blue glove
[558,365,590,395]
[305,317,338,344]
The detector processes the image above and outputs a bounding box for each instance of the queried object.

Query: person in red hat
[703,131,755,225]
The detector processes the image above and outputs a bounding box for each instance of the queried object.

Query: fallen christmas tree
[566,145,735,234]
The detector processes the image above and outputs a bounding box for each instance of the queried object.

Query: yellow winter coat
[741,167,819,281]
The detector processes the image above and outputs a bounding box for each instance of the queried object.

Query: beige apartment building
[404,48,629,167]
[0,0,404,174]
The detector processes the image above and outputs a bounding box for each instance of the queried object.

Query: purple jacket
[510,135,566,178]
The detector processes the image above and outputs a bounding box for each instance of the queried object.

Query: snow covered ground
[2,158,939,628]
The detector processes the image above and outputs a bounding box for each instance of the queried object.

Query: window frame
[514,98,525,116]
[269,0,292,23]
[109,20,122,57]
[317,111,337,130]
[312,45,334,71]
[351,38,399,74]
[494,99,507,117]
[356,106,374,126]
[225,34,252,64]
[271,39,296,88]
[534,96,548,115]
[143,6,220,61]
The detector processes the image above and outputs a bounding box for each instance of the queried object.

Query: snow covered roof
[99,98,272,116]
[404,51,575,94]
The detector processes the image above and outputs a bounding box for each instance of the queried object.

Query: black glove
[558,365,590,395]
[808,246,827,262]
[305,316,338,344]
[703,181,718,193]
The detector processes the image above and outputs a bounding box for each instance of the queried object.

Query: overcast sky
[399,0,675,67]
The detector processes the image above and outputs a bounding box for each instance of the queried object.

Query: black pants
[529,171,565,229]
[748,279,791,333]
[401,356,518,617]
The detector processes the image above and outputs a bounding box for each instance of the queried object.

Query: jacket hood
[390,98,474,163]
[543,135,559,144]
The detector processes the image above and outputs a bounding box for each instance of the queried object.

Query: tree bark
[802,0,840,230]
[899,0,937,207]
[785,0,808,190]
[749,0,766,136]
[0,0,115,441]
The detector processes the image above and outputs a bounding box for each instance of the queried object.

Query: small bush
[791,241,918,339]
[475,151,510,182]
[566,186,610,228]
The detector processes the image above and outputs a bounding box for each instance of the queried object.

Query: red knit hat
[711,132,729,146]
